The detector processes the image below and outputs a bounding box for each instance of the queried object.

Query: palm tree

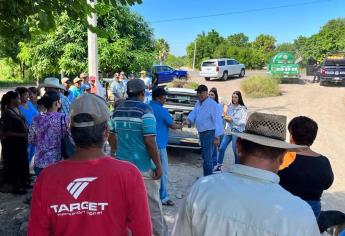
[155,38,170,65]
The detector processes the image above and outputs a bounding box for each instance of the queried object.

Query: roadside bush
[165,54,188,68]
[166,79,199,89]
[184,81,199,89]
[240,76,281,98]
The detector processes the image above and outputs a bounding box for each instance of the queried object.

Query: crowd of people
[0,71,338,235]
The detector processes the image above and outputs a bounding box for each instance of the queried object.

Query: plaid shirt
[59,93,71,117]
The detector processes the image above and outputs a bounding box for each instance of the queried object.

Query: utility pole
[192,40,197,71]
[87,0,103,96]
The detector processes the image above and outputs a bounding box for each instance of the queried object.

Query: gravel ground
[1,70,345,235]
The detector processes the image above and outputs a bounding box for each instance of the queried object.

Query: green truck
[268,52,300,81]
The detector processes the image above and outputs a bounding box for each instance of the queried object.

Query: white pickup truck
[200,58,245,81]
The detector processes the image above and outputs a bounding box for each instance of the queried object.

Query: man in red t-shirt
[28,93,152,236]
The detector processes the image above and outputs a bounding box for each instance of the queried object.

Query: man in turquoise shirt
[69,77,83,99]
[108,79,167,236]
[150,87,182,206]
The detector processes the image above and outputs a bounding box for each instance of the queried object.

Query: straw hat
[229,112,307,151]
[39,77,66,90]
[73,77,83,84]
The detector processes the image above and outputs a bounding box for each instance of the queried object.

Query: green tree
[155,38,170,65]
[0,0,142,40]
[252,34,276,65]
[165,54,188,68]
[186,30,224,68]
[275,43,296,53]
[252,34,276,54]
[17,5,155,79]
[227,33,249,47]
[297,18,345,63]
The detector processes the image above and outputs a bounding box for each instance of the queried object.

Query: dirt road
[0,70,344,234]
[165,70,345,231]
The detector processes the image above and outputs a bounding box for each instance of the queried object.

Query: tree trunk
[20,62,25,80]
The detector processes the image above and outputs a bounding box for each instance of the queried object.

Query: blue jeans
[212,146,218,167]
[199,130,215,176]
[212,135,223,167]
[159,148,170,202]
[218,134,238,165]
[306,200,321,219]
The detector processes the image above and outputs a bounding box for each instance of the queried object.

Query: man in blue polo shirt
[108,79,167,236]
[150,87,182,206]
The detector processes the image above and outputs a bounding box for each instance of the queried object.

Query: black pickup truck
[318,53,345,86]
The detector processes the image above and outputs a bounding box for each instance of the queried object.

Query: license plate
[335,77,340,80]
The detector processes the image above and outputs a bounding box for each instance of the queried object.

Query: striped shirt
[108,97,156,172]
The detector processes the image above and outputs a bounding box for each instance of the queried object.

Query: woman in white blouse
[214,91,247,172]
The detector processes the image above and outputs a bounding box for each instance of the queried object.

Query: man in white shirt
[173,112,320,236]
[111,73,125,99]
[139,70,152,103]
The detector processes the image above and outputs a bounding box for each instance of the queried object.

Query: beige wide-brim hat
[228,112,307,152]
[39,77,66,90]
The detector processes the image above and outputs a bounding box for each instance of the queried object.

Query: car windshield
[202,61,217,67]
[324,59,345,66]
[165,93,197,107]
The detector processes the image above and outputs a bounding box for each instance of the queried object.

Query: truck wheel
[239,69,245,78]
[205,77,210,81]
[222,71,228,81]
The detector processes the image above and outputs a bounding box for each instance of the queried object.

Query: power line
[149,0,332,24]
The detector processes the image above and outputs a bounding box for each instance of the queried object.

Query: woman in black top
[0,91,30,194]
[278,116,334,219]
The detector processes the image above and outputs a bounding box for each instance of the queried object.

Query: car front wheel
[205,77,210,81]
[239,69,245,77]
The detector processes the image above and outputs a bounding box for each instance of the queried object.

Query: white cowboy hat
[228,112,307,151]
[39,77,66,90]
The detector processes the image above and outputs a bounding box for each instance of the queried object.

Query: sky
[131,0,345,56]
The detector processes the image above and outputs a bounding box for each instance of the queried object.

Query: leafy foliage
[186,30,224,68]
[16,5,155,79]
[185,19,345,69]
[166,79,199,89]
[155,38,170,64]
[186,31,275,69]
[240,76,281,98]
[227,33,249,47]
[295,18,345,63]
[165,54,188,68]
[0,0,142,41]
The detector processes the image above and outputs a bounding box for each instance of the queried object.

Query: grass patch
[241,75,281,98]
[0,58,36,88]
[166,79,199,89]
[0,78,36,88]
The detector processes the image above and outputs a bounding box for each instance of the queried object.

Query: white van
[200,58,245,81]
